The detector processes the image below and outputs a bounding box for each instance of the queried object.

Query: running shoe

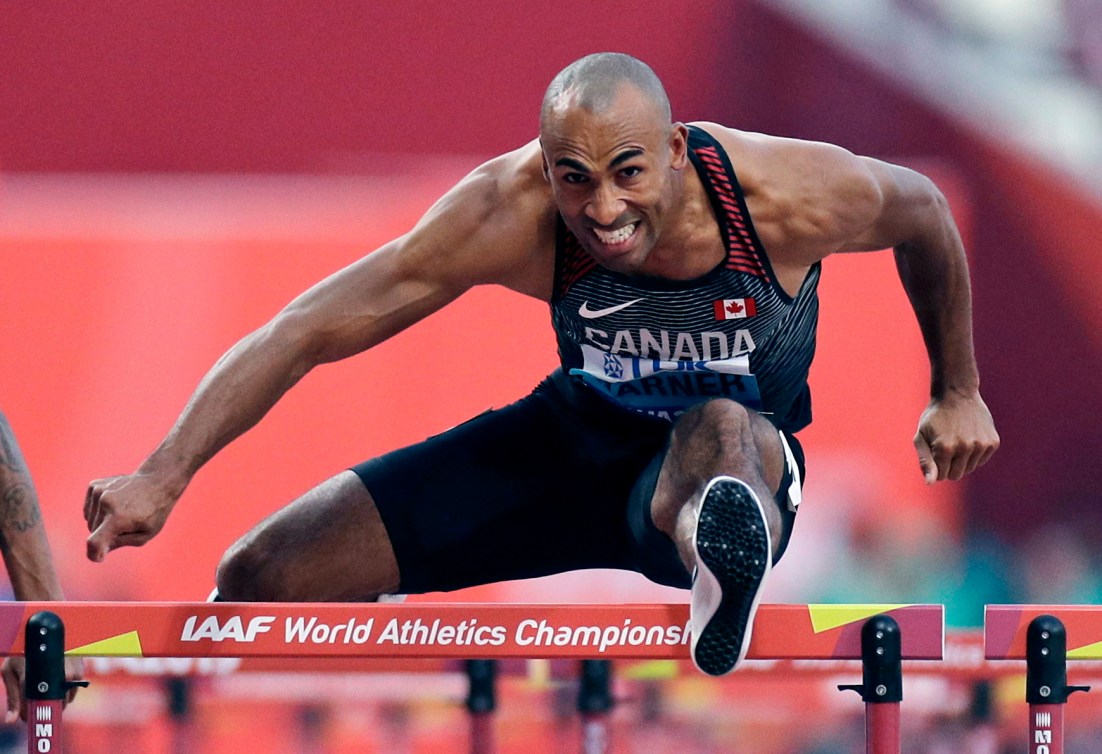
[690,476,772,676]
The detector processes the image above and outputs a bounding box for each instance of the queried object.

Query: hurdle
[3,601,943,753]
[986,606,1097,754]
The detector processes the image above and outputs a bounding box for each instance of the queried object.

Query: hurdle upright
[986,605,1098,754]
[2,601,944,754]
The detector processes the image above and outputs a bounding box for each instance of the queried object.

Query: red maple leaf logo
[726,300,744,315]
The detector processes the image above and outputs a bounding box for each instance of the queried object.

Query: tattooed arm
[0,413,64,602]
[0,412,80,722]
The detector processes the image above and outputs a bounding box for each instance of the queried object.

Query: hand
[913,390,1000,483]
[85,472,180,562]
[2,656,84,723]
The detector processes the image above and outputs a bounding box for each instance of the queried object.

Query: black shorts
[351,370,805,594]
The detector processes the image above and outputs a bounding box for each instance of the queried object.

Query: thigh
[353,385,671,593]
[222,470,400,601]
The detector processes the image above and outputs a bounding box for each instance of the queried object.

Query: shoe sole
[690,476,772,676]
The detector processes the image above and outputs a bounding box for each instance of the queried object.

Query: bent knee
[216,538,289,602]
[674,399,756,445]
[689,398,755,427]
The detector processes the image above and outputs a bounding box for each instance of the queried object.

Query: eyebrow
[609,148,644,168]
[554,148,647,173]
[554,157,590,172]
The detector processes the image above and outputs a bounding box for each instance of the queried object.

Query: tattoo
[2,485,41,534]
[0,416,43,556]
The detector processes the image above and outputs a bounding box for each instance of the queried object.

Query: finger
[87,519,116,562]
[84,482,99,523]
[913,432,937,485]
[955,439,999,478]
[112,531,151,549]
[947,450,970,481]
[927,439,956,482]
[2,663,20,724]
[963,443,988,476]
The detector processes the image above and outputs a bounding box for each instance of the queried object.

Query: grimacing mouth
[592,222,640,245]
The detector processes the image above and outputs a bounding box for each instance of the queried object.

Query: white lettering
[732,329,755,355]
[639,329,670,359]
[609,330,638,355]
[602,329,755,360]
[180,615,274,643]
[584,327,609,348]
[513,620,691,653]
[377,618,402,644]
[701,332,728,360]
[515,619,537,645]
[672,332,700,360]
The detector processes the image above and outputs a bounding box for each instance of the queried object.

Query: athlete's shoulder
[688,123,886,264]
[689,122,868,174]
[405,140,556,298]
[465,140,554,213]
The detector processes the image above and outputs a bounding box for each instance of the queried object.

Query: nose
[584,183,626,227]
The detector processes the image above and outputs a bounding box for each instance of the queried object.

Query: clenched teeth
[593,223,638,245]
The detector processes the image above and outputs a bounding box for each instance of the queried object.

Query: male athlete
[84,53,999,676]
[0,413,82,720]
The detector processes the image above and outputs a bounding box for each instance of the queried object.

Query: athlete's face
[540,85,688,276]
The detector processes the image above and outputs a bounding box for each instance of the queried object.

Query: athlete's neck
[640,165,725,281]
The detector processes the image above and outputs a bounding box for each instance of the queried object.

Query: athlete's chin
[585,238,652,274]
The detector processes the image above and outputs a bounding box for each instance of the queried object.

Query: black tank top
[548,125,820,433]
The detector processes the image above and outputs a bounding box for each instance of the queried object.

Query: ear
[669,124,689,170]
[539,140,551,181]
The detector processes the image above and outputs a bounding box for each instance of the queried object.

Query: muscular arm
[0,413,82,722]
[838,157,1000,481]
[711,126,999,482]
[0,413,64,600]
[848,159,978,396]
[86,145,555,561]
[849,159,1000,481]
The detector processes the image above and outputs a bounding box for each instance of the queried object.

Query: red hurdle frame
[6,602,943,753]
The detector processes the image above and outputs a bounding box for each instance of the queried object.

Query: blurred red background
[2,0,1096,604]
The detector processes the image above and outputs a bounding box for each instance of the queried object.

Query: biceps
[278,242,460,364]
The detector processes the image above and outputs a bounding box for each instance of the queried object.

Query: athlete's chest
[553,268,785,353]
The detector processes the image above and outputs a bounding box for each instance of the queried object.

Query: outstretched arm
[847,158,1000,482]
[85,145,554,561]
[0,413,82,721]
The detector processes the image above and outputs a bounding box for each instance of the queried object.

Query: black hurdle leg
[839,615,902,754]
[1026,615,1090,754]
[25,611,87,754]
[465,659,497,754]
[577,659,612,754]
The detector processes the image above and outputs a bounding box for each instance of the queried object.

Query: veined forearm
[892,202,980,399]
[0,542,64,601]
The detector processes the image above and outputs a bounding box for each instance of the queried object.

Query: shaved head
[540,53,672,133]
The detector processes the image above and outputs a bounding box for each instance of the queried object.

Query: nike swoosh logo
[578,298,645,319]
